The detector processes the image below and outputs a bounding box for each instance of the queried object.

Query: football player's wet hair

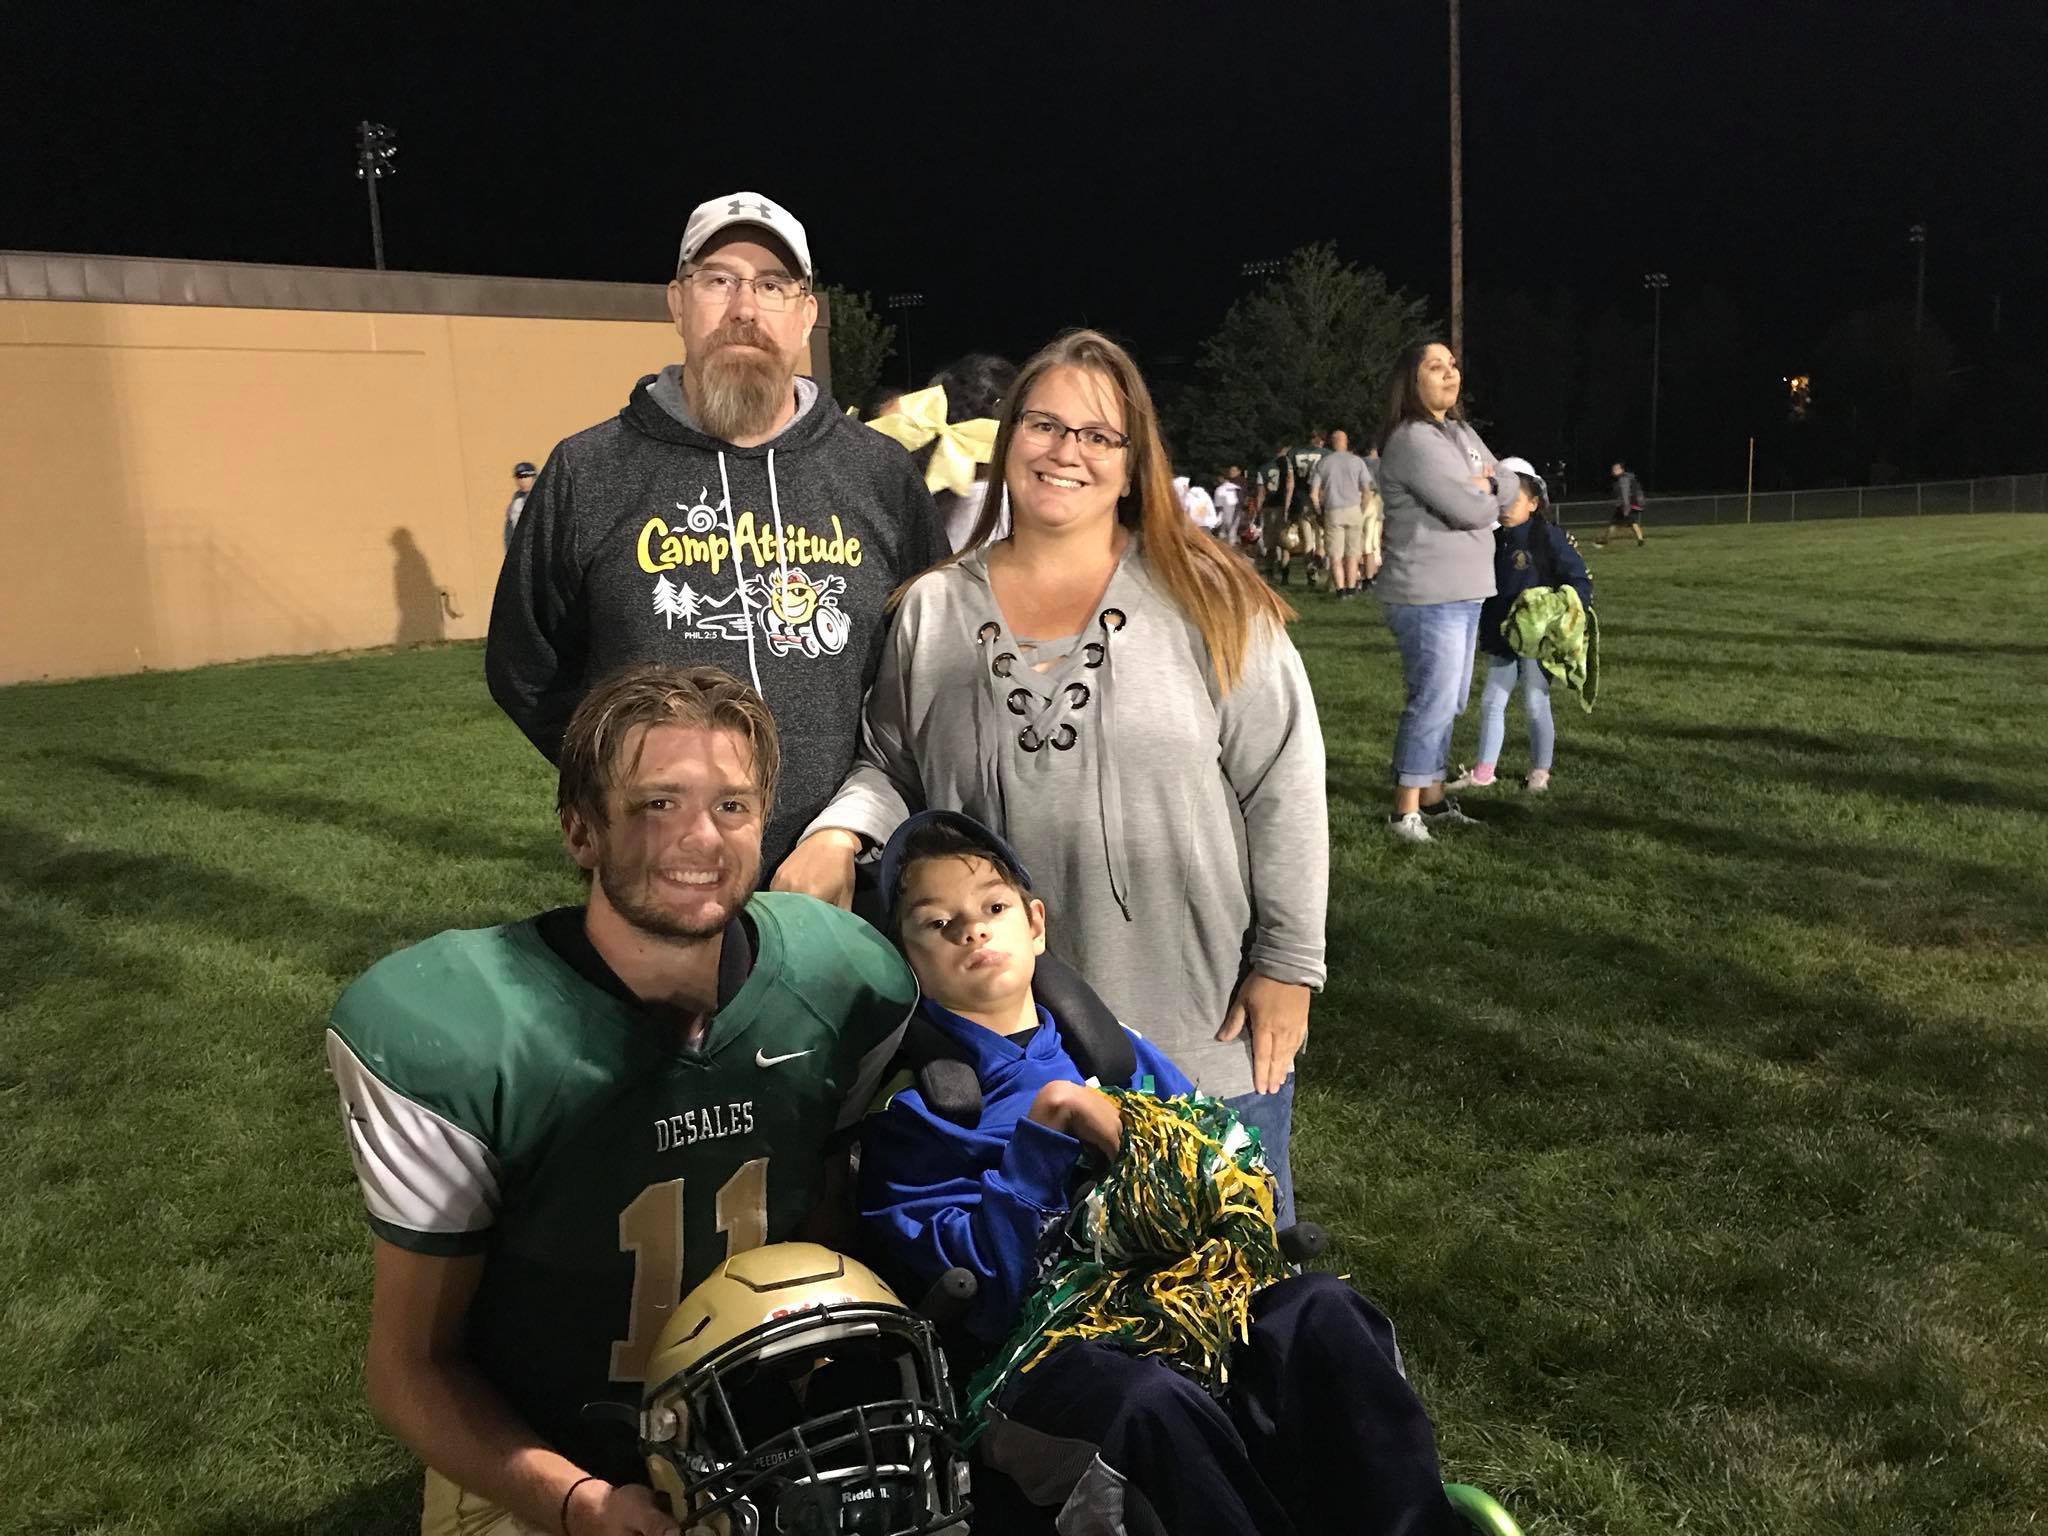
[556,663,782,829]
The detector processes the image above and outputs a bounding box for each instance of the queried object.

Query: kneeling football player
[326,663,915,1536]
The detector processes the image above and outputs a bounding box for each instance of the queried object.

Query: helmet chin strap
[775,1482,842,1535]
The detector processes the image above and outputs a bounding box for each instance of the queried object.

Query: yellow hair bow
[866,385,1000,498]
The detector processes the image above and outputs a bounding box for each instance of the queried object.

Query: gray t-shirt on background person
[1311,449,1374,511]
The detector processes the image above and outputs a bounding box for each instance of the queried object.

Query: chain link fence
[1553,473,2048,529]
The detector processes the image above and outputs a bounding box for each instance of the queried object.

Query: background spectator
[1599,460,1648,546]
[1373,339,1516,844]
[1452,456,1592,793]
[501,462,536,552]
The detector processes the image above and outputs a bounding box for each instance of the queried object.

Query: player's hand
[770,828,862,909]
[1216,972,1310,1095]
[1027,1081,1122,1160]
[565,1478,680,1536]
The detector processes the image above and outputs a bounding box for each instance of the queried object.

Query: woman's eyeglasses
[1016,410,1130,459]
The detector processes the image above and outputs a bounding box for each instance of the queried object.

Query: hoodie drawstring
[1093,609,1130,921]
[765,447,791,597]
[716,451,763,697]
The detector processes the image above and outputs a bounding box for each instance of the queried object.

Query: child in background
[1453,457,1592,793]
[858,809,1464,1536]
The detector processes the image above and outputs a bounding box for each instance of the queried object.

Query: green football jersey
[1289,445,1326,513]
[325,892,915,1482]
[1258,454,1291,505]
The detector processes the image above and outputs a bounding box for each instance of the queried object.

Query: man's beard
[693,323,796,443]
[596,860,751,942]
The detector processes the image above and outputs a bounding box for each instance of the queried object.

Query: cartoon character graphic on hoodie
[487,361,947,868]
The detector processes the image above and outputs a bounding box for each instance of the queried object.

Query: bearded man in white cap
[488,192,946,871]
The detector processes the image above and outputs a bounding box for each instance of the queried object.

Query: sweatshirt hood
[918,998,1070,1087]
[623,364,828,455]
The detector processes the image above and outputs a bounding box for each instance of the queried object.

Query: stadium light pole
[1240,258,1282,281]
[885,292,925,389]
[1643,272,1669,483]
[355,121,398,271]
[1907,223,1926,475]
[1448,0,1464,360]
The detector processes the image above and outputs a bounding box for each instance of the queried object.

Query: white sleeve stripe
[325,1029,502,1237]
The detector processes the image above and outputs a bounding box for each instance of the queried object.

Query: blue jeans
[1384,600,1483,788]
[1475,655,1555,770]
[1223,1074,1296,1231]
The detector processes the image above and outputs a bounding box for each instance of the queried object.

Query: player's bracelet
[559,1475,603,1536]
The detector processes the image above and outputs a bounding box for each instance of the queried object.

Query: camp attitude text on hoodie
[487,367,947,869]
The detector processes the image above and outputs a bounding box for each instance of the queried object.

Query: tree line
[831,247,2043,495]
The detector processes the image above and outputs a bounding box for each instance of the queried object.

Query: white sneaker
[1524,769,1552,793]
[1423,796,1482,828]
[1388,811,1434,844]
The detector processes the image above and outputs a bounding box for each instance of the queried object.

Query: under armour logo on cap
[680,191,813,281]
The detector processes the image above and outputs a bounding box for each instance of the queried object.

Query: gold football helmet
[641,1243,971,1536]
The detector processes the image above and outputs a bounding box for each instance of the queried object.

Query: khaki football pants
[421,1469,549,1536]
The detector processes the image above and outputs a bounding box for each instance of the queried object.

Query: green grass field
[3,515,2044,1535]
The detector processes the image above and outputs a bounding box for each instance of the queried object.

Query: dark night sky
[6,1,2045,381]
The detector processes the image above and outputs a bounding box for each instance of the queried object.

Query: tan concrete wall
[0,298,780,685]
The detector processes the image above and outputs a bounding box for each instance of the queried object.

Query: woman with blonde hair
[775,329,1327,1223]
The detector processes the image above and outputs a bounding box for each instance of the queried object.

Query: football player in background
[1287,429,1331,589]
[1255,441,1295,580]
[326,663,915,1536]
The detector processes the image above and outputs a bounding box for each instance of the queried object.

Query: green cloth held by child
[1502,584,1599,711]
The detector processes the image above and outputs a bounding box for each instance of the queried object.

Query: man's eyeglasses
[1016,410,1130,460]
[680,269,810,312]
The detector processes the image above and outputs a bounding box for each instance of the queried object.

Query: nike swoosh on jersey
[755,1048,815,1068]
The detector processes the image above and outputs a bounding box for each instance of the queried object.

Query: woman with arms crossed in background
[1373,339,1518,844]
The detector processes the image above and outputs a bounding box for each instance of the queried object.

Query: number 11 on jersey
[609,1157,769,1381]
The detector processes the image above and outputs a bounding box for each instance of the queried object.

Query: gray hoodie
[808,541,1327,1098]
[1374,417,1517,605]
[486,367,947,868]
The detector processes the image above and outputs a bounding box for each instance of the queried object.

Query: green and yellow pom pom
[964,1090,1288,1433]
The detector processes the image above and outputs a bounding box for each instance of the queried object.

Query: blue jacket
[858,997,1195,1344]
[1478,518,1592,661]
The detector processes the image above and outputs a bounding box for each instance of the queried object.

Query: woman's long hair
[903,328,1293,692]
[1376,337,1464,452]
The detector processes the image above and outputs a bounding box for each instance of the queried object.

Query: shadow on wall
[390,528,448,646]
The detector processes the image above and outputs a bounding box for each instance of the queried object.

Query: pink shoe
[1445,763,1496,789]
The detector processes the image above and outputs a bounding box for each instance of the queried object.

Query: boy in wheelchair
[854,810,1472,1536]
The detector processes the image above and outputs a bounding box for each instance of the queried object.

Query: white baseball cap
[1499,456,1548,500]
[677,192,813,282]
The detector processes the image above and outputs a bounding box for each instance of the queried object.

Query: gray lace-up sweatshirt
[807,540,1328,1098]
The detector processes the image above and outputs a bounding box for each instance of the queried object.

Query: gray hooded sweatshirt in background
[1374,417,1517,606]
[808,540,1328,1098]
